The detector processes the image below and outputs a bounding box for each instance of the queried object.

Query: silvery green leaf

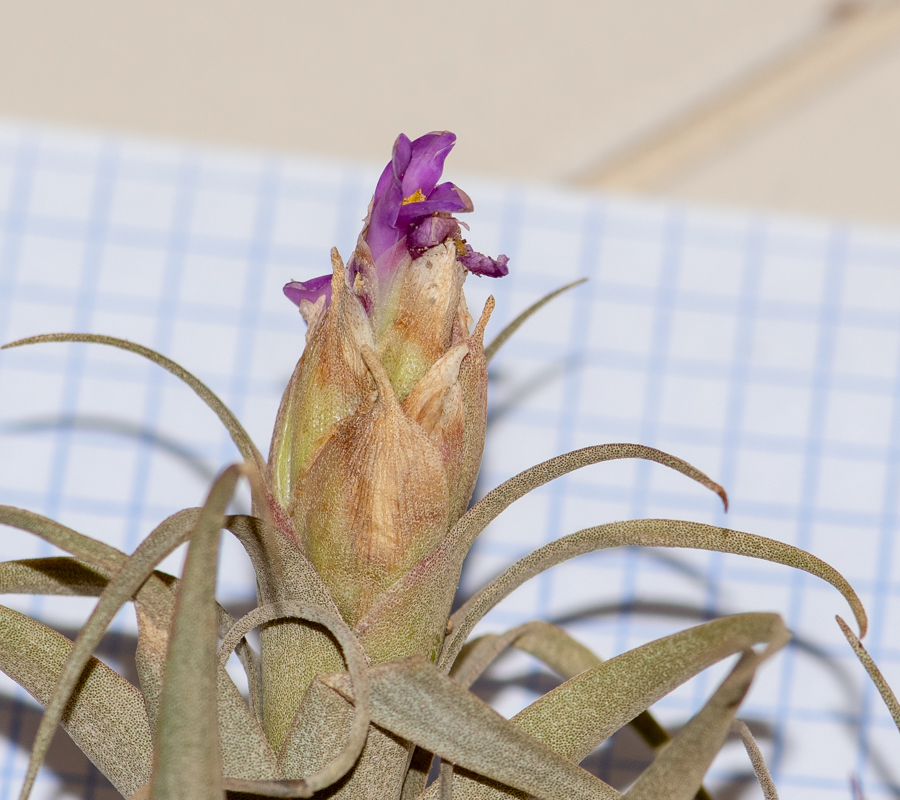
[484,279,588,363]
[625,631,789,800]
[0,604,152,798]
[324,656,622,800]
[150,467,237,800]
[0,557,109,596]
[838,615,900,733]
[507,614,787,764]
[731,720,779,800]
[17,475,249,800]
[0,505,124,575]
[449,619,699,794]
[442,517,866,671]
[218,600,370,794]
[358,444,726,666]
[225,516,350,750]
[272,676,409,800]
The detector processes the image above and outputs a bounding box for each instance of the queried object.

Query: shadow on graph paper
[465,598,900,798]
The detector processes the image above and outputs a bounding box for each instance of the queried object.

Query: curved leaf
[448,619,715,800]
[151,469,237,800]
[357,445,726,664]
[509,614,786,764]
[731,720,779,800]
[484,278,588,363]
[218,600,370,796]
[441,518,866,671]
[0,505,124,575]
[324,656,622,800]
[0,557,109,596]
[0,604,153,798]
[16,470,275,800]
[625,632,788,800]
[838,615,900,734]
[1,334,264,470]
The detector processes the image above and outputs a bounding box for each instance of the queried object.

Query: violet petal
[283,274,333,307]
[367,176,405,262]
[459,249,510,278]
[400,131,457,198]
[396,183,473,226]
[407,216,461,252]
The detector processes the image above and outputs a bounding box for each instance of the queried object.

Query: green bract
[0,152,898,798]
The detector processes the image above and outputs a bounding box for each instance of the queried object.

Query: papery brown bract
[0,132,892,800]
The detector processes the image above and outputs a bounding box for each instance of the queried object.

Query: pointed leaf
[324,656,622,800]
[0,604,152,798]
[731,720,779,800]
[401,748,435,800]
[18,495,222,799]
[509,614,787,764]
[224,515,336,611]
[217,600,370,795]
[268,676,410,800]
[225,516,348,750]
[441,518,866,671]
[0,505,124,574]
[838,615,900,734]
[0,558,109,596]
[449,619,706,798]
[1,334,264,470]
[625,632,788,800]
[150,468,241,800]
[358,445,727,664]
[450,620,602,689]
[484,278,588,362]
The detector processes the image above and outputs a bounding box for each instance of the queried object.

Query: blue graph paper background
[0,120,899,798]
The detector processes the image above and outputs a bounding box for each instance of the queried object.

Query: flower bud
[296,348,451,624]
[271,131,509,627]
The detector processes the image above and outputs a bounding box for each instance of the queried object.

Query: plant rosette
[0,131,895,800]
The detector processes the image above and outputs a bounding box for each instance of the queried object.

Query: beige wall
[1,1,898,225]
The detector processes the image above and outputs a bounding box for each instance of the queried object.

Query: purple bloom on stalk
[283,131,508,313]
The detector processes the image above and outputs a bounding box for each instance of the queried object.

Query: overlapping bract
[0,132,893,800]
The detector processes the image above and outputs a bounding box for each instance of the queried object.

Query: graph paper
[0,119,899,799]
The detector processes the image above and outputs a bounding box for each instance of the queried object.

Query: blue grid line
[771,225,848,780]
[2,121,900,795]
[0,132,36,344]
[122,154,199,554]
[706,218,765,614]
[854,275,900,785]
[221,159,280,442]
[618,211,685,654]
[539,199,604,624]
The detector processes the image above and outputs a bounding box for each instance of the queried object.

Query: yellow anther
[402,189,427,205]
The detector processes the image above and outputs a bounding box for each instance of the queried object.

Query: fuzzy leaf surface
[0,604,152,798]
[0,558,110,596]
[324,656,622,800]
[358,445,726,665]
[625,634,788,800]
[16,483,272,800]
[509,613,786,763]
[838,615,900,733]
[150,467,238,800]
[442,518,866,670]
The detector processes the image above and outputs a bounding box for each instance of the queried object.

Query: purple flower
[283,274,332,309]
[284,131,508,312]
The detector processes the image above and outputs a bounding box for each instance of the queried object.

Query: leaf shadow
[1,414,220,487]
[0,693,121,800]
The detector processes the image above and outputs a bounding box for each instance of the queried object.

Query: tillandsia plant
[0,130,897,800]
